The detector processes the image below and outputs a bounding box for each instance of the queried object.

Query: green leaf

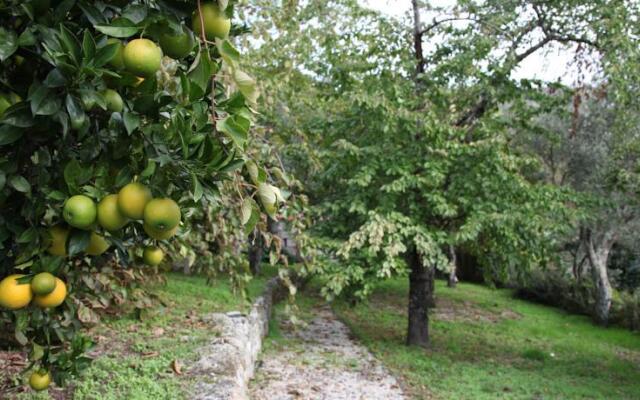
[17,28,37,47]
[66,95,85,128]
[0,171,5,190]
[15,328,28,346]
[44,68,68,87]
[94,19,140,38]
[94,42,119,67]
[58,24,82,65]
[17,227,38,244]
[233,69,259,104]
[64,159,93,191]
[242,198,260,234]
[47,190,67,201]
[30,343,45,361]
[77,2,106,25]
[0,27,17,61]
[29,83,61,116]
[217,40,240,66]
[123,111,140,135]
[0,125,23,146]
[216,115,250,147]
[68,230,90,257]
[54,0,77,22]
[188,52,212,100]
[192,174,203,202]
[1,103,35,127]
[10,176,30,193]
[81,30,96,61]
[241,197,254,225]
[120,5,148,24]
[140,160,156,178]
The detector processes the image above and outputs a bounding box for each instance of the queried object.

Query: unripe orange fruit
[33,278,67,308]
[192,3,230,40]
[123,38,162,77]
[117,183,152,220]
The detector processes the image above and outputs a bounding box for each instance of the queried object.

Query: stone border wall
[190,276,291,400]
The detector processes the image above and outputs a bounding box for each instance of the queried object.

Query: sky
[360,0,586,85]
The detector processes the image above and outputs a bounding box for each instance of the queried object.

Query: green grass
[18,270,274,400]
[333,278,640,400]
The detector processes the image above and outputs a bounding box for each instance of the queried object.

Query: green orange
[31,272,57,296]
[123,38,162,77]
[143,198,181,232]
[85,232,110,256]
[63,195,97,230]
[47,225,69,256]
[103,89,124,113]
[192,3,231,40]
[159,29,195,59]
[33,277,67,308]
[143,223,178,241]
[97,194,128,231]
[29,370,51,391]
[143,246,164,266]
[117,182,152,220]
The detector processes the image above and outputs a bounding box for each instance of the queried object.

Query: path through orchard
[249,305,407,400]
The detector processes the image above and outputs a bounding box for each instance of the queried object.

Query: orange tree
[0,0,279,390]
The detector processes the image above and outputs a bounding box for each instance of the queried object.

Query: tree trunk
[590,256,612,325]
[581,227,615,326]
[448,245,458,288]
[248,228,263,275]
[411,0,425,76]
[406,246,430,347]
[426,264,436,307]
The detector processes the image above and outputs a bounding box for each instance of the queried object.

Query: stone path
[249,306,407,400]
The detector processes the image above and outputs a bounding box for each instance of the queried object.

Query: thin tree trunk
[406,246,430,347]
[590,257,612,325]
[411,0,425,76]
[581,227,615,326]
[406,0,431,347]
[448,245,458,288]
[248,228,263,275]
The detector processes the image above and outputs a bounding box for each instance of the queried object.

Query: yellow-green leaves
[257,183,284,217]
[233,69,260,105]
[241,197,260,234]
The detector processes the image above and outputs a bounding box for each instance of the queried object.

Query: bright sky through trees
[361,0,592,85]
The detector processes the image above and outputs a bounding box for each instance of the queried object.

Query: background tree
[243,0,640,344]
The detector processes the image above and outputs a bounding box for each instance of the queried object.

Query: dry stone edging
[190,276,291,400]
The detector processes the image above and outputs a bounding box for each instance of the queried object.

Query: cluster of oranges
[0,182,180,390]
[96,2,231,113]
[54,181,181,265]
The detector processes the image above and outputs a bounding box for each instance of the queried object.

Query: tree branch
[418,16,481,36]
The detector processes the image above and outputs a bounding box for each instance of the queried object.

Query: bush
[513,269,640,330]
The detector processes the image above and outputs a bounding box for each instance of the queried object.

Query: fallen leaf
[171,359,182,375]
[140,351,159,358]
[152,327,165,337]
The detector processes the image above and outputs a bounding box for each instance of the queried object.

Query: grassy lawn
[333,278,640,400]
[17,270,273,400]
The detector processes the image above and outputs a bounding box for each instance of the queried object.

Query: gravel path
[249,306,407,400]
